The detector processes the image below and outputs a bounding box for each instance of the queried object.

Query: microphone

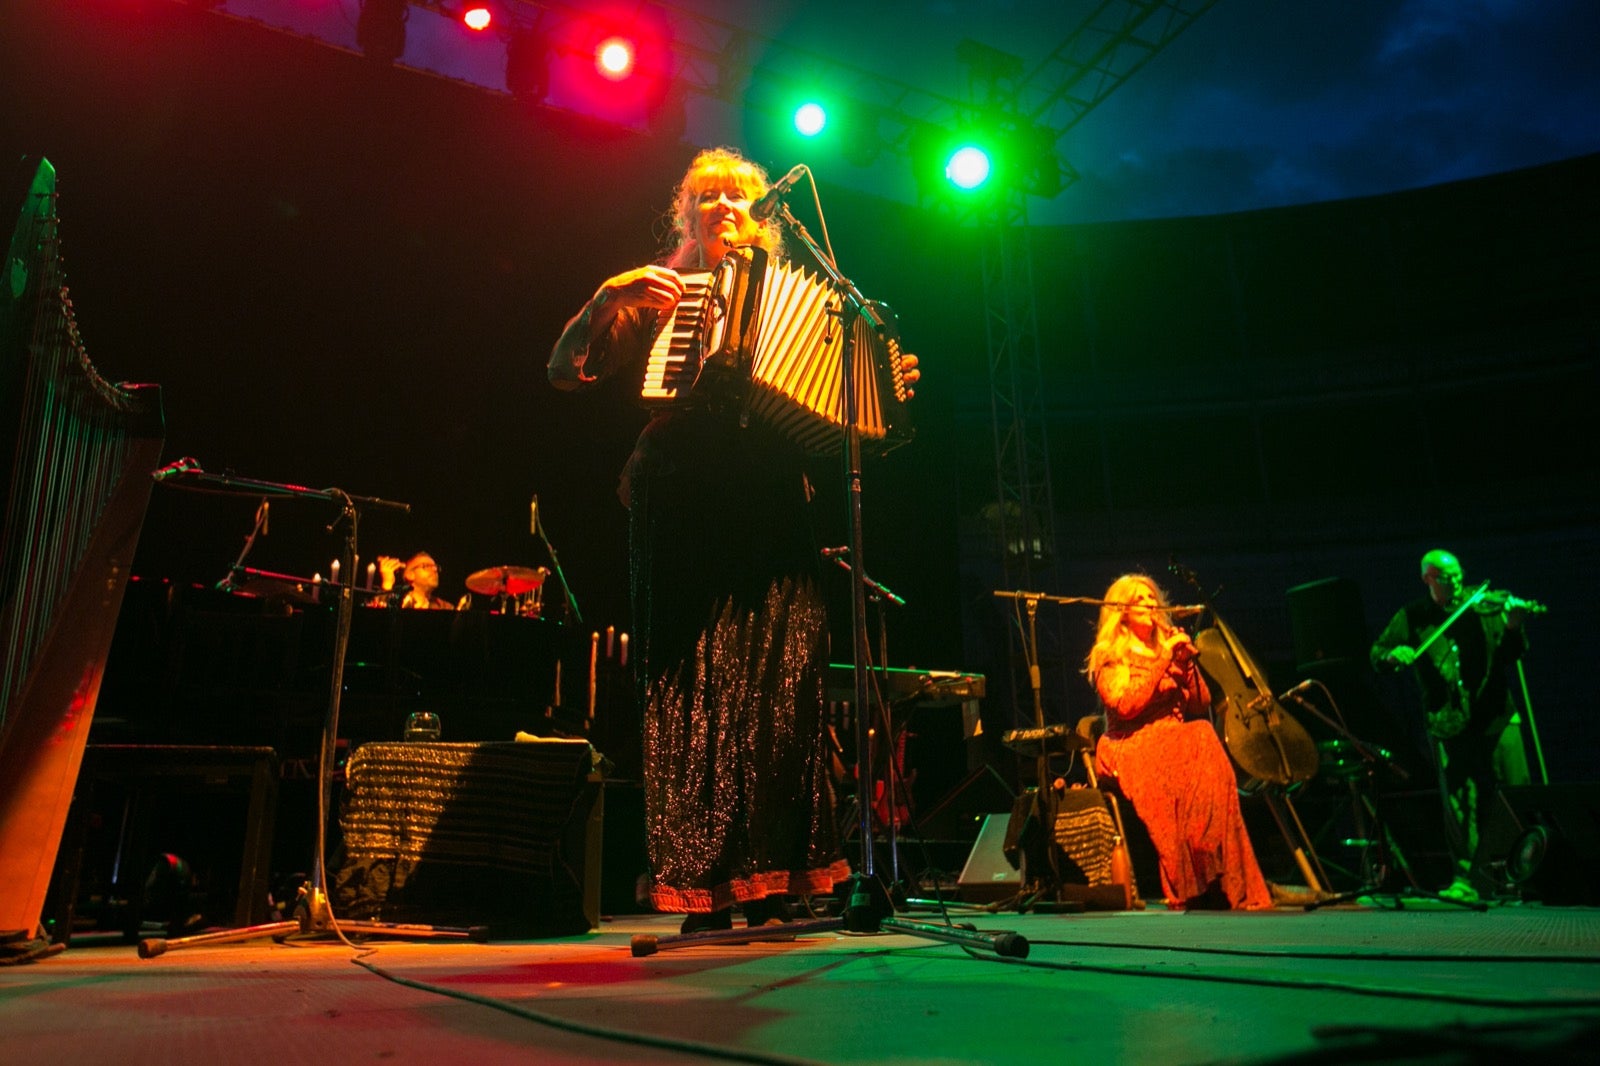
[151,456,201,481]
[1278,679,1316,701]
[530,494,539,535]
[820,546,850,558]
[750,164,807,221]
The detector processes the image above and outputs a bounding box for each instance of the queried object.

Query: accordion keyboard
[640,270,711,404]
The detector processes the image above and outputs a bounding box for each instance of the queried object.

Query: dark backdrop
[5,4,1595,791]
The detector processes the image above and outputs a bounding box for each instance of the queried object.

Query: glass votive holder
[403,710,441,742]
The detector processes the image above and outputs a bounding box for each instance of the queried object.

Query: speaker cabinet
[334,740,603,937]
[958,813,1022,902]
[1476,784,1600,905]
[1287,576,1370,671]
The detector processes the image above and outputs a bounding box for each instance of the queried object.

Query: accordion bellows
[642,247,913,456]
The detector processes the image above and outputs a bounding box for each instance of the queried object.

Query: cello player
[1370,549,1533,903]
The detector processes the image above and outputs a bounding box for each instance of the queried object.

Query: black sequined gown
[556,303,848,914]
[628,412,848,912]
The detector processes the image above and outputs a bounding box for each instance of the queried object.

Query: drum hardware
[464,565,548,617]
[464,565,546,597]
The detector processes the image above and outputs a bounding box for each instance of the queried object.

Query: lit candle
[588,632,599,727]
[312,572,322,604]
[619,632,629,668]
[606,625,615,657]
[329,559,340,586]
[366,562,376,590]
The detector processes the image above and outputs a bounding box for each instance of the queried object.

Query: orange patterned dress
[1093,641,1272,910]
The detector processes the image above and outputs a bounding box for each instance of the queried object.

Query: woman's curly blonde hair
[663,146,785,269]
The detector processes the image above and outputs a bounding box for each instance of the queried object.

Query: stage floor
[6,901,1598,1065]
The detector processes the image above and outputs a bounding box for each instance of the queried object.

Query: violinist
[1085,574,1274,910]
[1370,549,1535,903]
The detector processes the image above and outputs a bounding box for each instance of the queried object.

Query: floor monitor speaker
[1476,783,1600,905]
[957,812,1022,902]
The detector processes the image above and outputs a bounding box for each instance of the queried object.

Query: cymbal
[464,565,546,596]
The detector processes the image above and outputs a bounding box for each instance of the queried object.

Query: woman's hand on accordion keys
[601,266,686,311]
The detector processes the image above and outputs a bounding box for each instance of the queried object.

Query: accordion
[641,247,912,456]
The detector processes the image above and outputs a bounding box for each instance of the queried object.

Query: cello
[1173,566,1327,893]
[1194,613,1320,791]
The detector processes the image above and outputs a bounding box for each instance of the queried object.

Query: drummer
[375,552,456,610]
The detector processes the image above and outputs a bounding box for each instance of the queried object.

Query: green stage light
[945,145,992,190]
[793,102,827,137]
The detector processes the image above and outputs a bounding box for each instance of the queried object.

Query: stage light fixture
[356,0,409,66]
[596,35,636,80]
[505,26,551,106]
[460,5,493,32]
[946,145,993,190]
[793,102,827,138]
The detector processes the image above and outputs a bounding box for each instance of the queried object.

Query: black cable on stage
[350,955,827,1066]
[1023,937,1600,965]
[969,951,1600,1010]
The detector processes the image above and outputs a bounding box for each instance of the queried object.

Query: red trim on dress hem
[650,859,853,914]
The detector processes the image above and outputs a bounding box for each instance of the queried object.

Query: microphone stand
[828,551,910,889]
[991,590,1076,909]
[531,497,583,625]
[630,188,1025,960]
[140,466,490,955]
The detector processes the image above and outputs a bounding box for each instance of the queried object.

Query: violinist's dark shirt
[1370,596,1525,740]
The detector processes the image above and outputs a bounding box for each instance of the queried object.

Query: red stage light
[460,6,493,33]
[595,35,636,81]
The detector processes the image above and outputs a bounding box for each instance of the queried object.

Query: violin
[1471,589,1548,615]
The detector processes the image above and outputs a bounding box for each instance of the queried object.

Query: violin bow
[1408,580,1492,662]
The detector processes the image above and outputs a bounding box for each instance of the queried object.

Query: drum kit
[463,563,548,617]
[223,562,550,617]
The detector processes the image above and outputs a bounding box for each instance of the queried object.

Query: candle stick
[606,625,615,657]
[366,562,376,590]
[330,560,340,586]
[588,632,599,728]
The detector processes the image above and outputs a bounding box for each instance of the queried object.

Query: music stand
[137,464,489,956]
[630,181,1025,960]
